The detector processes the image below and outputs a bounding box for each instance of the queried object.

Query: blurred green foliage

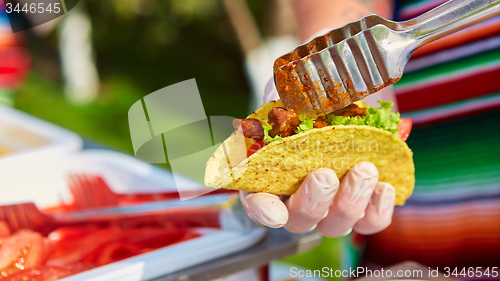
[17,0,267,152]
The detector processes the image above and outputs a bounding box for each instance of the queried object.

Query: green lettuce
[263,124,284,143]
[326,101,400,133]
[294,117,317,134]
[260,101,400,143]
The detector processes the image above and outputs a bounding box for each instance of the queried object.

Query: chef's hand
[241,81,396,236]
[240,163,395,236]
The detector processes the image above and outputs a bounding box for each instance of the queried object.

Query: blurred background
[0,0,343,279]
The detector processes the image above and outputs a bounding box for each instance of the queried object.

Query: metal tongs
[274,0,500,118]
[0,193,238,235]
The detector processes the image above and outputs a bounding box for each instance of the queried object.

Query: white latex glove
[240,80,397,237]
[240,164,396,236]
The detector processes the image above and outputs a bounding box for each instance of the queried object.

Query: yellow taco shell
[205,101,415,206]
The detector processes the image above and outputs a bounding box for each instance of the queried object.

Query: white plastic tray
[1,147,265,280]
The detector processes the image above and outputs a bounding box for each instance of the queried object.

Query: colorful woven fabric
[359,0,500,273]
[365,110,500,267]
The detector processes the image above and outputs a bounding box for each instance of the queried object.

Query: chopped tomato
[398,118,412,141]
[0,266,78,281]
[0,230,47,277]
[247,141,265,157]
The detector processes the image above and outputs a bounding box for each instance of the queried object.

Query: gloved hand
[240,164,396,236]
[240,81,397,237]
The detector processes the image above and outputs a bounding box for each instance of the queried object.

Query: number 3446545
[443,267,498,278]
[6,3,62,14]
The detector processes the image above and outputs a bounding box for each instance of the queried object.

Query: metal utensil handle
[56,193,235,219]
[407,0,500,47]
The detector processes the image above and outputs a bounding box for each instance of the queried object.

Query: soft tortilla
[205,101,415,206]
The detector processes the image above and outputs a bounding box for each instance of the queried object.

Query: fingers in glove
[239,190,288,228]
[316,162,379,237]
[353,182,395,235]
[284,168,340,233]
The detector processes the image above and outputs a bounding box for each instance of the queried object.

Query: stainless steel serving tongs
[274,0,500,118]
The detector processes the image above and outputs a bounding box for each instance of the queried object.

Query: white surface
[0,105,82,168]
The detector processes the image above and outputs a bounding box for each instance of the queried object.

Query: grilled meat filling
[233,118,265,141]
[268,107,300,137]
[239,103,367,141]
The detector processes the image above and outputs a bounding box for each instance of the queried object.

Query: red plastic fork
[67,174,232,211]
[68,174,119,209]
[67,174,185,210]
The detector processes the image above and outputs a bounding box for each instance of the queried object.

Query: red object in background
[0,48,30,89]
[397,118,412,141]
[396,66,500,113]
[259,264,270,281]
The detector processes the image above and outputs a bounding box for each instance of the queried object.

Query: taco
[205,100,414,206]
